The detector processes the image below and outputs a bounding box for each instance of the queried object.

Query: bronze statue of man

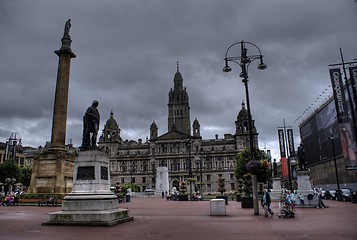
[81,100,100,150]
[273,159,278,178]
[298,143,306,170]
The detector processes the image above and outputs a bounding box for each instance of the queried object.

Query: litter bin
[352,191,357,204]
[126,194,131,202]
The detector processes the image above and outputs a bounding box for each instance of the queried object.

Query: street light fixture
[184,137,193,199]
[330,132,341,201]
[197,149,206,194]
[223,40,267,215]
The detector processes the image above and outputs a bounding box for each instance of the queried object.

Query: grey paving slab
[0,198,356,240]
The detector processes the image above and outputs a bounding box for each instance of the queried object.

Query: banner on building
[339,123,357,170]
[329,68,348,123]
[348,66,357,117]
[278,129,286,158]
[281,157,289,179]
[329,68,357,170]
[287,129,295,157]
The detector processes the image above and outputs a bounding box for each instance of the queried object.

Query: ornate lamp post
[223,40,267,215]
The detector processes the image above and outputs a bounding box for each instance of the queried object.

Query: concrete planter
[236,194,242,202]
[241,196,253,208]
[178,195,189,201]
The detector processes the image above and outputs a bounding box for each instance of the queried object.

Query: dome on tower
[150,121,158,129]
[99,110,122,144]
[174,71,183,82]
[237,101,248,120]
[193,118,199,125]
[173,60,184,91]
[105,110,119,130]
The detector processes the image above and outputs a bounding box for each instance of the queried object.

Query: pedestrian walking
[261,189,274,217]
[298,193,305,206]
[315,188,326,208]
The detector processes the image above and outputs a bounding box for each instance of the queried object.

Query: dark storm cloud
[1,0,357,160]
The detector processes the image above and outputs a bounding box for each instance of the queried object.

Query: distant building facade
[299,89,357,190]
[98,65,259,193]
[0,142,27,167]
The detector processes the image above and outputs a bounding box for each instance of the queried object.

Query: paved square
[0,198,356,240]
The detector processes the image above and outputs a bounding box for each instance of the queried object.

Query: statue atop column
[63,19,71,38]
[81,100,100,150]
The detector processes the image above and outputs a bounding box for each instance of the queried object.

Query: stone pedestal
[296,170,317,207]
[210,199,226,216]
[270,177,282,201]
[28,149,75,194]
[44,150,133,226]
[155,166,169,194]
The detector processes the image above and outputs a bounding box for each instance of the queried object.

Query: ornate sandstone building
[98,64,258,193]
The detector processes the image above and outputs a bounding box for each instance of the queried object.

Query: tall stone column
[28,20,76,194]
[50,19,76,150]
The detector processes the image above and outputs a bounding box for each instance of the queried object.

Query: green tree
[234,148,270,196]
[20,167,32,188]
[121,182,140,194]
[218,177,226,195]
[0,160,21,183]
[0,160,21,194]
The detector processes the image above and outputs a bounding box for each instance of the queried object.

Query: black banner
[278,129,286,158]
[329,68,348,123]
[287,129,295,157]
[348,66,357,118]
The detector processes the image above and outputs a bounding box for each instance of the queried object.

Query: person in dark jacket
[262,189,274,217]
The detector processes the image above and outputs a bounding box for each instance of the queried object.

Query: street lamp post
[197,151,205,194]
[199,156,203,191]
[186,138,193,199]
[278,119,293,191]
[188,141,192,179]
[4,132,21,194]
[130,164,136,184]
[223,40,267,215]
[267,149,272,190]
[330,133,341,201]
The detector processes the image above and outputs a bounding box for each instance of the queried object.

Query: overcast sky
[1,0,356,161]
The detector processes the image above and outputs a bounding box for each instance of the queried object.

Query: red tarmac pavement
[0,198,356,240]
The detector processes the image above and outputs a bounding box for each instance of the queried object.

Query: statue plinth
[44,150,133,226]
[270,177,282,201]
[155,166,169,194]
[296,169,317,207]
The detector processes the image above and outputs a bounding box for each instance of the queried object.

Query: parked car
[325,190,336,200]
[144,189,155,195]
[341,188,352,202]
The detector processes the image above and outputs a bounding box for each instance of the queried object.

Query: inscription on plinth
[101,166,108,180]
[77,166,95,180]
